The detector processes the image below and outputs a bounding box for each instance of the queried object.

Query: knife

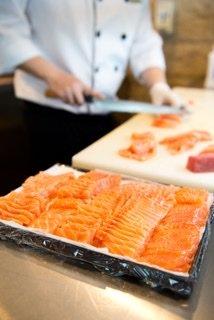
[45,89,187,115]
[87,97,188,115]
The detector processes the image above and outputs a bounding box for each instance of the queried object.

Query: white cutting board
[72,88,214,191]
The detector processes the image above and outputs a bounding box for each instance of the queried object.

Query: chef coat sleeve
[0,0,41,75]
[129,0,166,79]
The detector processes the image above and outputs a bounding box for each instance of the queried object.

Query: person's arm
[19,57,103,105]
[129,0,182,106]
[0,0,41,75]
[139,67,166,88]
[139,67,182,106]
[0,0,102,105]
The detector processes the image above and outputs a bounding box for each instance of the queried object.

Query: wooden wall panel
[119,0,214,101]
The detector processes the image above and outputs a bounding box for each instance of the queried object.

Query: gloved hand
[150,82,183,106]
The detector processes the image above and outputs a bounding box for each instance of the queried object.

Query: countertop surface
[0,85,214,320]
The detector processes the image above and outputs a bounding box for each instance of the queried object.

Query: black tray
[0,202,213,298]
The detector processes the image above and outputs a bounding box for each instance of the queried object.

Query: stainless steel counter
[0,228,213,320]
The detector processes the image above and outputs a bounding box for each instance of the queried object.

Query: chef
[0,0,182,107]
[0,0,182,166]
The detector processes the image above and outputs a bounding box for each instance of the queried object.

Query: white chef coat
[0,0,165,112]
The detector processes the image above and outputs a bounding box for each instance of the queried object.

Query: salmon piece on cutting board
[119,132,157,161]
[160,130,212,154]
[152,114,182,128]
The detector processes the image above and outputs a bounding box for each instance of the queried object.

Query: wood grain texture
[119,0,214,100]
[0,75,13,86]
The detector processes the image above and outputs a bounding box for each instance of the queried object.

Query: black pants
[23,102,118,172]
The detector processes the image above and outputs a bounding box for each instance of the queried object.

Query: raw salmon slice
[48,187,121,244]
[140,185,210,272]
[160,130,212,154]
[175,187,208,205]
[152,114,182,128]
[0,191,46,226]
[47,198,80,210]
[142,224,200,255]
[30,209,73,233]
[78,188,121,221]
[161,203,209,227]
[54,220,100,244]
[95,184,175,258]
[23,172,75,197]
[140,224,201,272]
[54,170,121,199]
[131,132,155,140]
[141,251,192,273]
[119,132,157,161]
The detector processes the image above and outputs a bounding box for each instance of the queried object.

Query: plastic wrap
[0,202,213,298]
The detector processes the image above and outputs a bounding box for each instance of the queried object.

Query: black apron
[23,101,119,171]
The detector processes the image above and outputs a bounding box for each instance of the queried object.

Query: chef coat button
[95,30,101,37]
[94,67,99,73]
[114,66,118,72]
[121,34,127,40]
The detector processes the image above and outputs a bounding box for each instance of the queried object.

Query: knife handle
[45,89,57,98]
[84,95,94,103]
[45,89,94,104]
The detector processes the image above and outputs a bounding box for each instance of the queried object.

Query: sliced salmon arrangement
[140,187,210,272]
[22,172,75,196]
[50,170,121,200]
[152,114,182,128]
[187,144,214,173]
[94,183,176,258]
[160,130,212,154]
[0,169,212,274]
[119,132,157,161]
[0,191,46,226]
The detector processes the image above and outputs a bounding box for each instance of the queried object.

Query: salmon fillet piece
[140,187,210,272]
[54,207,103,244]
[161,203,209,227]
[140,224,201,272]
[47,198,80,210]
[53,170,121,200]
[152,114,182,128]
[160,130,212,154]
[94,183,176,258]
[0,191,46,226]
[119,132,157,161]
[55,222,99,244]
[175,187,208,205]
[23,172,75,198]
[30,181,121,244]
[30,209,73,233]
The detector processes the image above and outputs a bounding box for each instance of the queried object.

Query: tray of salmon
[0,164,213,297]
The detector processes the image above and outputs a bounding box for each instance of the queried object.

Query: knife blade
[45,90,188,115]
[88,98,188,115]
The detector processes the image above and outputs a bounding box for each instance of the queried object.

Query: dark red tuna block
[187,153,214,173]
